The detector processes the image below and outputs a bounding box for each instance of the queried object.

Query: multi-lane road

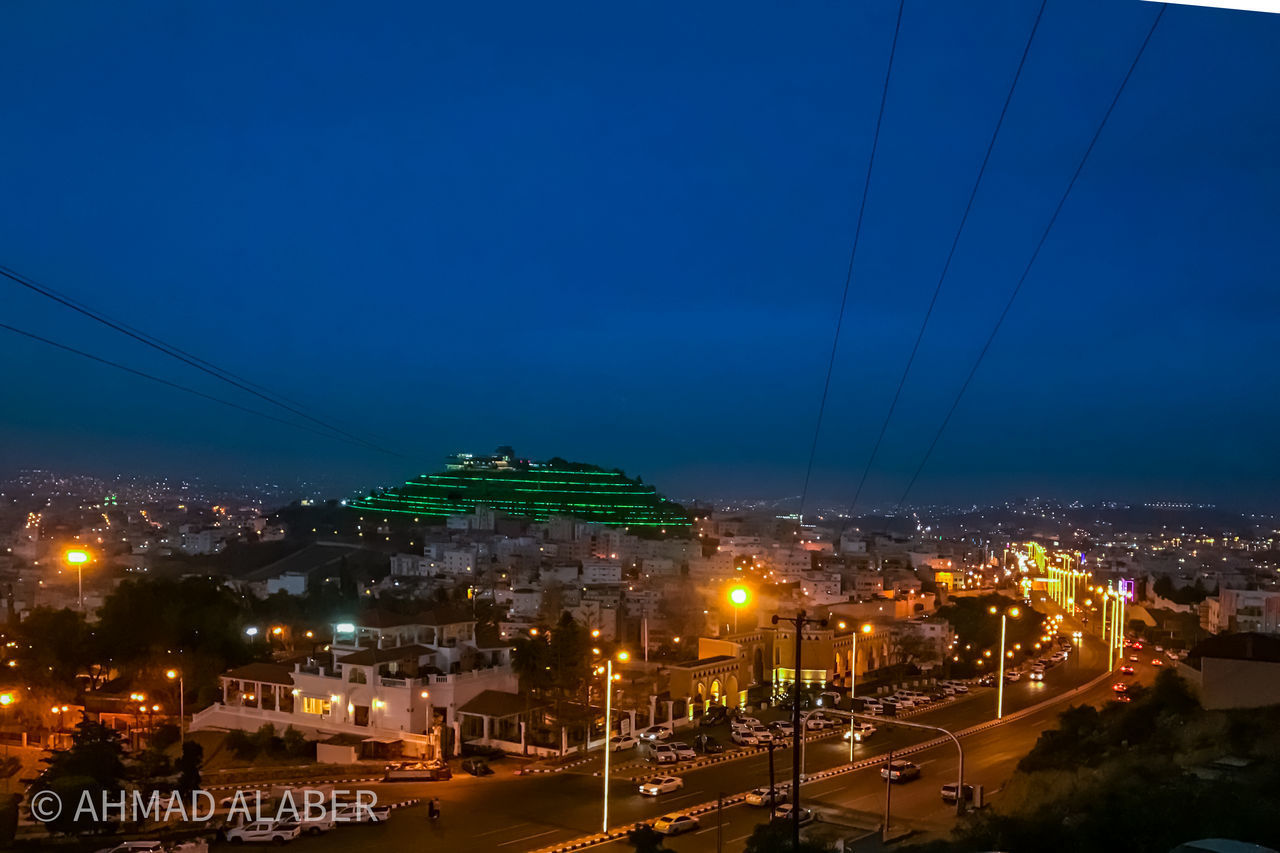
[286,600,1146,853]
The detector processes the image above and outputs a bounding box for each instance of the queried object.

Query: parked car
[639,725,672,742]
[694,734,724,754]
[333,803,390,824]
[383,761,450,781]
[462,758,494,776]
[817,691,843,709]
[225,820,301,844]
[941,783,975,804]
[805,714,835,730]
[670,742,697,761]
[881,761,921,783]
[650,814,699,836]
[701,705,728,726]
[843,722,876,742]
[770,720,795,736]
[745,786,789,806]
[771,804,815,825]
[750,725,775,744]
[946,681,969,693]
[609,735,639,752]
[733,715,762,728]
[649,744,678,764]
[639,776,683,796]
[93,844,165,853]
[731,729,760,746]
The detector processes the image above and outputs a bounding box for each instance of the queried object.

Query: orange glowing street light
[66,549,89,611]
[729,587,749,633]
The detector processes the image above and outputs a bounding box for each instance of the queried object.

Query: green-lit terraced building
[349,451,690,528]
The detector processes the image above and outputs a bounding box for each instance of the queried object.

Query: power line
[797,0,906,521]
[0,320,377,447]
[895,4,1167,508]
[848,0,1049,516]
[0,264,406,458]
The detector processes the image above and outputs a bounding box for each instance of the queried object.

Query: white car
[745,786,790,806]
[735,716,762,727]
[945,682,969,693]
[1029,670,1044,682]
[649,744,677,764]
[639,776,683,796]
[771,804,816,825]
[93,844,165,853]
[333,803,390,824]
[750,725,775,744]
[804,715,835,730]
[843,722,876,742]
[670,742,697,761]
[890,696,915,709]
[861,699,884,715]
[731,729,760,746]
[651,814,700,836]
[610,735,639,751]
[224,820,301,844]
[770,721,795,736]
[639,725,672,741]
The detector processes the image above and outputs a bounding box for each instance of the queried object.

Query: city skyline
[3,1,1278,511]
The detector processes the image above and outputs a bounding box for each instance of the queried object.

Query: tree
[743,821,833,853]
[176,741,203,793]
[30,715,128,835]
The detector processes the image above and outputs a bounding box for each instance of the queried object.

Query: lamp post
[0,692,14,760]
[602,649,628,834]
[989,604,1020,720]
[851,623,871,701]
[166,668,185,742]
[729,587,749,634]
[65,549,89,611]
[773,610,826,853]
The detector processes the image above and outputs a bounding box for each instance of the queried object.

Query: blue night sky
[2,1,1278,509]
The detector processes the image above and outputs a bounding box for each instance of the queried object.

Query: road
[255,596,1147,853]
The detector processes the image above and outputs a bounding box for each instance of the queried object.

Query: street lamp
[602,649,628,834]
[65,549,89,611]
[729,587,749,633]
[0,692,14,760]
[167,668,185,743]
[989,604,1020,719]
[851,623,872,701]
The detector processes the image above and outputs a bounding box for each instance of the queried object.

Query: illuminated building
[349,450,689,528]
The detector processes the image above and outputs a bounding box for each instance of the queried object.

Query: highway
[265,596,1150,853]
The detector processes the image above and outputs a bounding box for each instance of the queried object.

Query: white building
[582,559,622,585]
[193,607,516,760]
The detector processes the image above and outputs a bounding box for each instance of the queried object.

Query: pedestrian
[429,797,440,820]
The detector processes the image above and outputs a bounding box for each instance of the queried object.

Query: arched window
[710,679,721,703]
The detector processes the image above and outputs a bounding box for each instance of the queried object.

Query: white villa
[191,606,517,759]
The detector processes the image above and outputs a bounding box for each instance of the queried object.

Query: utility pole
[767,740,777,810]
[882,748,894,843]
[773,610,826,852]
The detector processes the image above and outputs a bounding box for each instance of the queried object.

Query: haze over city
[3,0,1278,510]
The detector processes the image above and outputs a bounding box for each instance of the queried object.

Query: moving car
[383,761,451,781]
[843,722,876,742]
[1029,669,1044,682]
[670,742,696,761]
[225,820,302,844]
[609,735,639,751]
[1004,670,1022,683]
[771,804,815,825]
[941,783,975,804]
[745,786,789,806]
[1151,658,1163,667]
[1120,665,1135,675]
[1129,655,1140,662]
[639,776,683,796]
[881,761,921,783]
[639,725,672,742]
[1112,682,1128,693]
[651,814,699,836]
